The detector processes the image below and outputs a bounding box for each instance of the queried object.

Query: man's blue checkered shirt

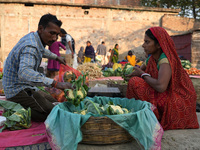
[3,32,57,99]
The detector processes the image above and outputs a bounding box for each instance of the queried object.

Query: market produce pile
[75,99,129,115]
[77,63,103,80]
[181,60,191,69]
[185,68,200,75]
[180,59,200,75]
[64,72,89,107]
[0,68,3,80]
[102,67,123,77]
[122,63,134,81]
[0,100,31,132]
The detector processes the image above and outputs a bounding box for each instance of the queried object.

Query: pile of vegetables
[0,100,31,132]
[181,60,191,69]
[75,99,129,115]
[64,72,89,107]
[77,63,103,80]
[0,71,3,80]
[103,67,123,77]
[185,68,200,75]
[63,71,76,82]
[0,89,4,95]
[122,63,134,80]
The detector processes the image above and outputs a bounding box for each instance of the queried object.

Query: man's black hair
[102,41,105,44]
[60,28,67,34]
[145,29,159,44]
[38,13,62,29]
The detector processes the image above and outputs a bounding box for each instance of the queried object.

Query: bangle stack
[141,73,151,79]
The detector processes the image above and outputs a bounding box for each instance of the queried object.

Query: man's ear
[38,25,44,34]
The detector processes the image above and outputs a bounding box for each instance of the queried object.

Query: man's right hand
[52,81,74,90]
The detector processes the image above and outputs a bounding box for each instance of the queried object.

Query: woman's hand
[125,67,145,81]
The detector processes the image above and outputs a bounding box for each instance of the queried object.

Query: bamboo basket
[81,116,133,145]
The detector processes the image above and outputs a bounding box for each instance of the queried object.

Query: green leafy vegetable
[0,100,31,132]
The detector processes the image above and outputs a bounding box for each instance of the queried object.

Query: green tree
[141,0,200,20]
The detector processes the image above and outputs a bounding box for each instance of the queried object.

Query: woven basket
[81,116,133,145]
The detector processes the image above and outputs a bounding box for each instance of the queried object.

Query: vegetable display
[122,63,134,81]
[0,100,31,132]
[63,71,76,82]
[75,99,129,115]
[77,63,103,80]
[181,60,191,69]
[185,68,200,75]
[64,72,89,107]
[0,72,3,80]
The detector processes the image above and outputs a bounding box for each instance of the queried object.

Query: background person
[60,28,74,67]
[77,46,84,64]
[96,41,107,65]
[125,50,136,66]
[110,44,119,63]
[126,27,199,130]
[2,13,74,122]
[84,41,95,63]
[47,41,66,78]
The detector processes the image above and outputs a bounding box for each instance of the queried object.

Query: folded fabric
[0,122,48,149]
[45,96,164,150]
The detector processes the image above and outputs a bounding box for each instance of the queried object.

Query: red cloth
[0,122,47,149]
[126,27,199,130]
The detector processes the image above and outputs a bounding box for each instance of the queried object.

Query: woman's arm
[142,63,172,93]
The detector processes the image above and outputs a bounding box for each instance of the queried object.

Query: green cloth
[45,96,163,150]
[146,52,168,70]
[111,48,119,63]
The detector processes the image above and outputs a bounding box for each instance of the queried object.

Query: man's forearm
[43,49,57,59]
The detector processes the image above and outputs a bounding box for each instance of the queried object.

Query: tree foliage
[141,0,200,20]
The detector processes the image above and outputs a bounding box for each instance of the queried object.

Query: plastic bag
[45,64,82,102]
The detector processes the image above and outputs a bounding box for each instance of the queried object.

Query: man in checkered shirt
[2,13,73,121]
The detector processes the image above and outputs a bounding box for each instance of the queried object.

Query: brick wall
[3,0,141,7]
[0,3,178,63]
[161,14,195,35]
[192,31,200,68]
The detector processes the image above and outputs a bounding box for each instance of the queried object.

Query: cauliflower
[77,90,84,99]
[110,105,124,114]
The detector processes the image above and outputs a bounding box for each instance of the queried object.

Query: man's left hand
[56,56,66,65]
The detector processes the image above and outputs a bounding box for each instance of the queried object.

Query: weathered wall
[192,31,200,68]
[161,14,196,35]
[0,2,179,64]
[2,0,141,7]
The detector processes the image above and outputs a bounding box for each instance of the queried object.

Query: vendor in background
[84,41,95,63]
[59,29,74,67]
[77,46,84,64]
[47,41,66,78]
[126,27,199,130]
[110,44,119,63]
[105,49,112,64]
[96,41,107,65]
[2,13,74,122]
[125,50,136,66]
